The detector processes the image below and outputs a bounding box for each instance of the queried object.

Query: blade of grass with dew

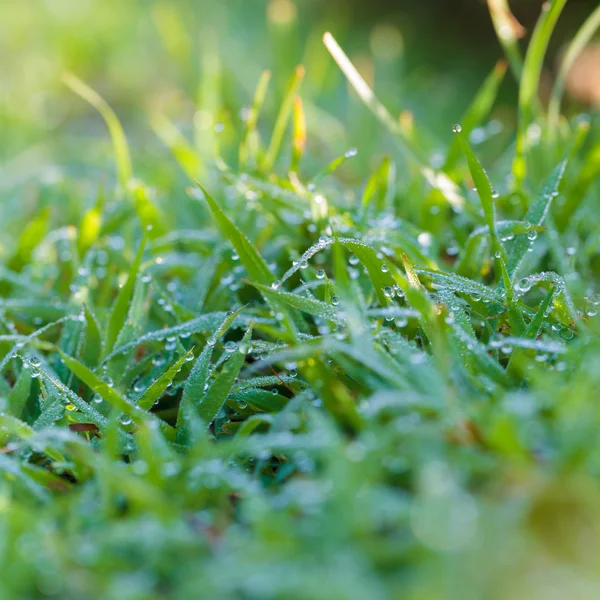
[81,304,102,368]
[252,282,343,324]
[25,358,109,430]
[310,148,358,187]
[33,383,66,431]
[196,325,253,427]
[261,66,305,172]
[102,312,238,364]
[339,239,395,306]
[0,414,63,463]
[506,160,567,278]
[547,4,600,143]
[178,307,245,429]
[498,256,527,336]
[196,184,273,285]
[512,0,568,186]
[62,73,133,188]
[7,367,31,418]
[58,351,157,427]
[416,267,503,304]
[138,349,194,411]
[455,128,505,261]
[103,235,147,357]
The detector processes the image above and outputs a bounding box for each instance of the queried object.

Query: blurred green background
[0,0,597,204]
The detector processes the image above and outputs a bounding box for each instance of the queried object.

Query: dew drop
[119,414,133,426]
[224,341,237,353]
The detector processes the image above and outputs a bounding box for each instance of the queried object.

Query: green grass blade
[454,128,504,259]
[59,351,150,425]
[506,160,566,278]
[261,66,305,172]
[138,349,194,411]
[82,304,102,368]
[7,367,32,418]
[62,72,133,188]
[178,307,245,428]
[197,325,253,426]
[547,5,600,142]
[152,113,204,180]
[103,236,147,356]
[512,0,568,186]
[77,186,104,258]
[253,282,342,324]
[196,184,273,285]
[361,155,396,214]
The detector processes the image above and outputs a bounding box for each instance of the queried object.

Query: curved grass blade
[138,349,194,411]
[197,184,273,285]
[59,351,157,428]
[62,72,132,188]
[252,282,342,324]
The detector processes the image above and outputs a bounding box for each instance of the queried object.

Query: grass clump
[1,1,600,598]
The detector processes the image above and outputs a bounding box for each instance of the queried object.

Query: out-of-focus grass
[0,0,600,599]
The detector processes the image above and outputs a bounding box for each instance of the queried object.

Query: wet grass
[1,1,600,598]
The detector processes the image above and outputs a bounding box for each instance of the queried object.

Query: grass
[1,1,600,598]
